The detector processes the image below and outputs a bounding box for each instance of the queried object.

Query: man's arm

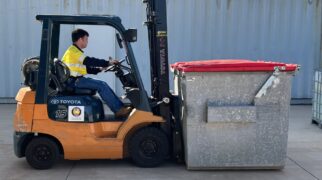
[83,56,120,74]
[83,56,110,67]
[86,66,101,75]
[83,57,110,74]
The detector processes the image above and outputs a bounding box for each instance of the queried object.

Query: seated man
[62,28,131,118]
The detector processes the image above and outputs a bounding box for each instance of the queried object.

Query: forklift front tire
[25,137,59,170]
[129,127,169,167]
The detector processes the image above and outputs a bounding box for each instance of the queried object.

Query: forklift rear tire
[128,127,169,167]
[25,137,59,170]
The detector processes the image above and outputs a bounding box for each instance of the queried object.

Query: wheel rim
[32,145,52,162]
[139,138,159,158]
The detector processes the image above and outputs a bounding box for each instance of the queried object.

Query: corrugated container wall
[0,0,320,99]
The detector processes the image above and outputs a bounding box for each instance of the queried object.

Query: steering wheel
[104,56,130,72]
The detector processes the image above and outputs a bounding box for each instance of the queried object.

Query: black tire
[128,127,169,167]
[25,137,59,170]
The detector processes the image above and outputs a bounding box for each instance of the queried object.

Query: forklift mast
[144,1,184,161]
[143,0,171,123]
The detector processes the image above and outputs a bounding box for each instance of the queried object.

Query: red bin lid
[171,59,299,72]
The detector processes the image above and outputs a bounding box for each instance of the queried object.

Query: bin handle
[255,67,280,99]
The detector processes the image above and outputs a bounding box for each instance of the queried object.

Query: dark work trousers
[71,77,123,113]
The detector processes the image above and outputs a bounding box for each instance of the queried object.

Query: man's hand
[108,56,120,65]
[110,60,120,65]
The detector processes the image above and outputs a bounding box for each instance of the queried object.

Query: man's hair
[72,29,89,42]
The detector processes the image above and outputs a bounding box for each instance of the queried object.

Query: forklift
[13,0,183,169]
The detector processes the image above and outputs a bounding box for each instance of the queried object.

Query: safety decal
[68,106,85,122]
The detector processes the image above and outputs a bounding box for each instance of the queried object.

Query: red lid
[171,59,298,72]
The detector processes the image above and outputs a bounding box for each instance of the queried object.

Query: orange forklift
[13,0,183,169]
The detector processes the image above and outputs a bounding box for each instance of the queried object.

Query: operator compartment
[47,95,104,122]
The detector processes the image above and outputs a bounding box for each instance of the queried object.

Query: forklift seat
[53,59,96,96]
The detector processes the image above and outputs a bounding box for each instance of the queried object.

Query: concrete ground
[0,104,321,180]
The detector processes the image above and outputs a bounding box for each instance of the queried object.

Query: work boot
[115,107,133,118]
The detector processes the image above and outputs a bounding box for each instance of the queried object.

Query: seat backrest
[54,59,70,84]
[52,59,96,96]
[49,59,71,93]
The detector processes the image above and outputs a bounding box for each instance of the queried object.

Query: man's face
[79,36,88,49]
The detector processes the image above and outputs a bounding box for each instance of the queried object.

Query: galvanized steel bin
[172,60,299,170]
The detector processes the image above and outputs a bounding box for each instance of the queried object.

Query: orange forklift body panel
[14,88,165,160]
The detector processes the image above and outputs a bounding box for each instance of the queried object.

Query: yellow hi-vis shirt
[62,45,87,77]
